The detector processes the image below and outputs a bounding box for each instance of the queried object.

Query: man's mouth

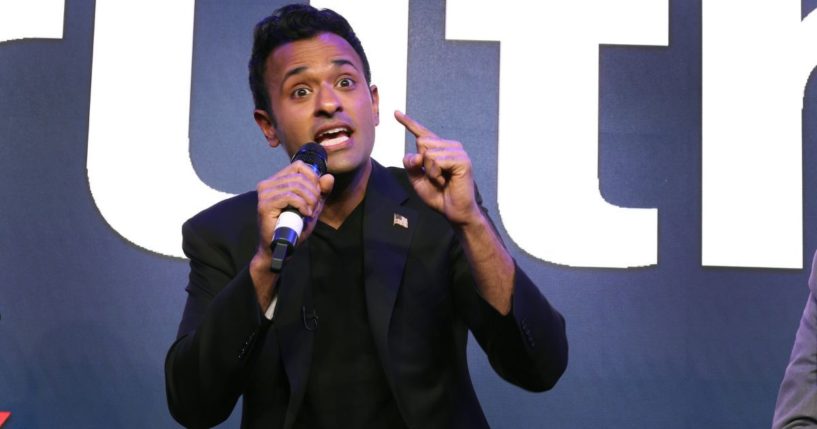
[315,126,352,148]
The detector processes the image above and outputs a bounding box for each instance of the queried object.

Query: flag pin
[393,213,408,229]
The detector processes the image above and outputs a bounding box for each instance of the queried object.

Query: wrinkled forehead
[265,32,364,86]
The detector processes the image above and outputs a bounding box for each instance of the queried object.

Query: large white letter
[87,1,410,259]
[702,1,817,268]
[87,0,230,259]
[0,0,64,42]
[446,0,665,267]
[311,0,409,167]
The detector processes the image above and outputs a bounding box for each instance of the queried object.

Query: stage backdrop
[2,0,817,427]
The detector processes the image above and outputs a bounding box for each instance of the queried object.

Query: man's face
[255,32,379,174]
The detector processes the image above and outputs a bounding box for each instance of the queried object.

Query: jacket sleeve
[450,205,568,392]
[164,216,271,428]
[772,251,817,429]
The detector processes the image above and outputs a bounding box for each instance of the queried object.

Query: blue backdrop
[2,0,817,427]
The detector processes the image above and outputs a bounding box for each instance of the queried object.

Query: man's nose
[314,83,342,116]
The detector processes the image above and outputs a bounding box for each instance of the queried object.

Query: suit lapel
[273,161,416,427]
[362,162,416,372]
[272,242,314,428]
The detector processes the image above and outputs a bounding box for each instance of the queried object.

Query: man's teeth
[316,127,350,147]
[319,127,347,137]
[320,134,349,147]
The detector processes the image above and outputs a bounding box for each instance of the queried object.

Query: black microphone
[270,142,328,272]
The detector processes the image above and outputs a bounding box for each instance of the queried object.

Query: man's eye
[337,78,355,88]
[292,87,311,98]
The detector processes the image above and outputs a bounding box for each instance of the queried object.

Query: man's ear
[370,84,380,126]
[254,109,280,148]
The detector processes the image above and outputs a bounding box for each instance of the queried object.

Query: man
[165,4,567,428]
[773,250,817,428]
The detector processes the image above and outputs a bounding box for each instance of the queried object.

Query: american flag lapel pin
[393,213,408,229]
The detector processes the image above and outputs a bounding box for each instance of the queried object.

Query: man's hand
[395,110,481,227]
[250,161,334,308]
[396,110,514,315]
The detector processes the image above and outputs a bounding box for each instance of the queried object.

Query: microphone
[270,142,328,272]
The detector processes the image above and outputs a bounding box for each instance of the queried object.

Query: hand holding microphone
[255,142,333,273]
[270,143,328,271]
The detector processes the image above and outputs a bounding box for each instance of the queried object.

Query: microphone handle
[269,142,327,272]
[270,209,303,272]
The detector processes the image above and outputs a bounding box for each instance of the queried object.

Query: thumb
[319,174,335,196]
[403,153,423,175]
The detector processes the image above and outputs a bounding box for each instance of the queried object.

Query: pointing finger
[394,110,438,139]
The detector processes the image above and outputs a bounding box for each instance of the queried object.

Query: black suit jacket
[165,161,568,428]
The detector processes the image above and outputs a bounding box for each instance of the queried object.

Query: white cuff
[264,296,278,320]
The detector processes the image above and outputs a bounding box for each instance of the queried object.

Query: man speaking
[165,4,568,428]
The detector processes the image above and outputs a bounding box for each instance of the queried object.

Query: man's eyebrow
[331,58,359,71]
[281,66,308,85]
[280,59,360,86]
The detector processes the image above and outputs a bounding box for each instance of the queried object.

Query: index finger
[394,110,438,138]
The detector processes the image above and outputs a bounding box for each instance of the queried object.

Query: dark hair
[248,4,372,117]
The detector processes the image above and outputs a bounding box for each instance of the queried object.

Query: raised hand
[396,110,514,314]
[395,110,480,227]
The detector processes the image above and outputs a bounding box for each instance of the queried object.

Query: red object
[0,412,9,427]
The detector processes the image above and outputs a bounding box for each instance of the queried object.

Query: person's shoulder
[372,163,450,226]
[181,191,259,262]
[375,163,423,205]
[383,165,412,188]
[184,190,258,233]
[376,162,485,207]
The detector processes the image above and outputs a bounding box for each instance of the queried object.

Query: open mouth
[315,126,352,148]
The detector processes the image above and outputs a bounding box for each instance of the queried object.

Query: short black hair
[248,4,372,117]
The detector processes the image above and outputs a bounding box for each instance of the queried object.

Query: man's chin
[328,158,371,181]
[327,156,370,174]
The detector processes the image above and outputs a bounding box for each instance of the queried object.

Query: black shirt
[294,202,407,428]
